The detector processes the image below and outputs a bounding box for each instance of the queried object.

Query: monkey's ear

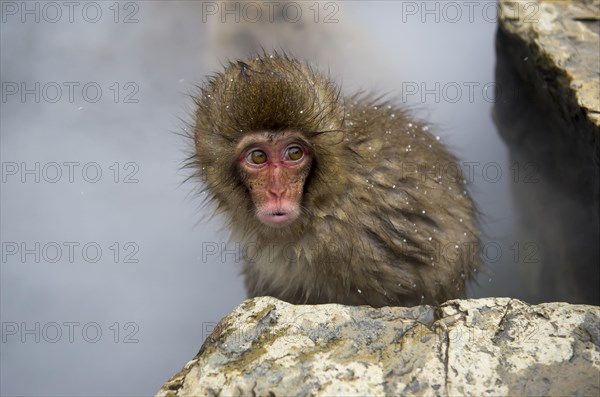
[237,61,251,78]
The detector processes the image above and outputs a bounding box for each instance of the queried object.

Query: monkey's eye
[248,149,268,165]
[286,146,304,161]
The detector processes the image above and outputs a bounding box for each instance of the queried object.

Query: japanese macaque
[192,53,480,307]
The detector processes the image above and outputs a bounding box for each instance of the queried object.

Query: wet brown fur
[192,53,480,307]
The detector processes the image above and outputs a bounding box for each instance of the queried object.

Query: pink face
[237,132,312,228]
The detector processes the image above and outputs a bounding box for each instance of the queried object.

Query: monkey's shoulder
[345,108,453,172]
[337,107,476,237]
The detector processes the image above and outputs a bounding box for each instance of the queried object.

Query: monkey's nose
[268,187,287,198]
[268,168,287,198]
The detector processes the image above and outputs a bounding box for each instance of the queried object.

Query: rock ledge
[498,0,600,126]
[157,297,599,397]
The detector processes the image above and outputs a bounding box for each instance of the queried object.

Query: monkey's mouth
[257,209,297,228]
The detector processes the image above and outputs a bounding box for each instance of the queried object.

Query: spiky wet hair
[192,53,349,220]
[189,53,482,306]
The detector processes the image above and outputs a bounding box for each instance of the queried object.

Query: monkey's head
[194,54,346,231]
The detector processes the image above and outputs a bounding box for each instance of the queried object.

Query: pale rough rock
[498,0,600,126]
[156,297,600,397]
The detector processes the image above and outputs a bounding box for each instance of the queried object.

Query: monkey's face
[236,132,312,228]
